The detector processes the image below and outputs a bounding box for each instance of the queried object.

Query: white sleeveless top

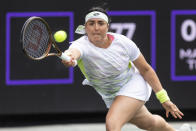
[69,32,141,99]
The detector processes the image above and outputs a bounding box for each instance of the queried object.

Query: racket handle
[60,52,77,66]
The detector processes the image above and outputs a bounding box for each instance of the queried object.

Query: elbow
[139,65,153,76]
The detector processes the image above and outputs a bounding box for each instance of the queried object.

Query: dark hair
[85,6,111,24]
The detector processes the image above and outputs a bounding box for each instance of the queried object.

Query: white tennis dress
[69,32,152,108]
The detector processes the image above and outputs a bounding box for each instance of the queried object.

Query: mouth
[93,34,101,39]
[93,33,101,35]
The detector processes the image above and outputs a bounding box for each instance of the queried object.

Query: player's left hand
[162,101,184,119]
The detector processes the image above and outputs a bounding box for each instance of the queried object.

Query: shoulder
[69,36,89,58]
[70,35,88,45]
[108,32,135,47]
[108,32,133,42]
[69,35,89,53]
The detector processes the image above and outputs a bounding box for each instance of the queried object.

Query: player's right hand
[61,51,76,67]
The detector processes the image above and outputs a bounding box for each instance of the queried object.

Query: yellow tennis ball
[54,30,67,43]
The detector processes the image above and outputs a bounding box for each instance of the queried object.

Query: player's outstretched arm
[133,54,184,119]
[62,48,81,67]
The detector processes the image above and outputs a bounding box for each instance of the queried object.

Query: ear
[107,24,110,31]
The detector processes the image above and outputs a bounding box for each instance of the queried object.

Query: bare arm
[133,54,162,93]
[61,48,81,67]
[133,54,184,119]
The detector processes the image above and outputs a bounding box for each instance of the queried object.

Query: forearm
[64,48,81,60]
[140,67,163,93]
[61,48,81,67]
[133,54,170,103]
[141,67,171,104]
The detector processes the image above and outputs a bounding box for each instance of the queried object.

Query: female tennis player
[62,6,192,131]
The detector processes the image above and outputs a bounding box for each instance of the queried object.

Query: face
[85,18,109,44]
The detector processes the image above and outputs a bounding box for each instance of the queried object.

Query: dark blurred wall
[0,0,196,116]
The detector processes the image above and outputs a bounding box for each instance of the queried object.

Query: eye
[88,22,93,25]
[88,22,95,26]
[99,23,104,25]
[98,21,106,26]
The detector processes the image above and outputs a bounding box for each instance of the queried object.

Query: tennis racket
[21,16,77,66]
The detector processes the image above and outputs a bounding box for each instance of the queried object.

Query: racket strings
[23,19,50,59]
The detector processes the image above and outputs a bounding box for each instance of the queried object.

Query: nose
[94,23,99,30]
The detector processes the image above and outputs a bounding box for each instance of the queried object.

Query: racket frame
[21,16,62,60]
[21,16,76,65]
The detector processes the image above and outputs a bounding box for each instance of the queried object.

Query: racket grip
[60,52,77,66]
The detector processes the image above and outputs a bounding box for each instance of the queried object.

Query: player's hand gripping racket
[21,16,77,66]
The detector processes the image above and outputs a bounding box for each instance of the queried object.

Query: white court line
[0,122,195,131]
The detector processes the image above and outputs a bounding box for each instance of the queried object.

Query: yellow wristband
[155,89,170,103]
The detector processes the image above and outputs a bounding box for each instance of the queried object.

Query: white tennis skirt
[103,72,152,108]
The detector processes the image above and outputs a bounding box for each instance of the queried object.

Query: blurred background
[0,0,196,130]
